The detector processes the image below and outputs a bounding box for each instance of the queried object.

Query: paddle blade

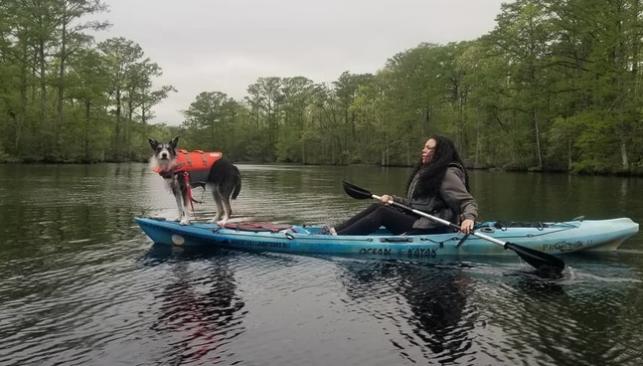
[505,242,565,275]
[343,181,373,200]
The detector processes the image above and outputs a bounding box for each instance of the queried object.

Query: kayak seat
[223,222,293,233]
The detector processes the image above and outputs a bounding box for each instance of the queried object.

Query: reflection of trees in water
[149,251,246,365]
[338,260,475,364]
[499,265,643,366]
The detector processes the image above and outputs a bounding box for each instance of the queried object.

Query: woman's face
[422,138,437,164]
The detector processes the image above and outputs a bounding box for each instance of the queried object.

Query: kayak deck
[135,217,639,258]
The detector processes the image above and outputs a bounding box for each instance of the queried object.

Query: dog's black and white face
[149,137,179,169]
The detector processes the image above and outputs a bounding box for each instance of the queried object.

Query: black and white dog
[149,137,241,225]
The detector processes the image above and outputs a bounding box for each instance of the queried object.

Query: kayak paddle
[342,180,565,275]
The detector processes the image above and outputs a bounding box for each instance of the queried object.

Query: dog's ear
[170,136,179,148]
[148,138,158,150]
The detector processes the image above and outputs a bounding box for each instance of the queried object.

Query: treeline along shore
[1,1,642,175]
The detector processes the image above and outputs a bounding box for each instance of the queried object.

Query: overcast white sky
[94,0,507,125]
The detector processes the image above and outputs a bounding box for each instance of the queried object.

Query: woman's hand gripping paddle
[342,181,565,276]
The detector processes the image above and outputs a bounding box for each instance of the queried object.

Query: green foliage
[1,0,641,175]
[0,1,174,163]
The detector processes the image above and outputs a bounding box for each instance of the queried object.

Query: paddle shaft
[372,194,508,248]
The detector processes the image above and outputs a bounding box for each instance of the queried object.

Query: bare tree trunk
[16,42,28,154]
[9,112,20,154]
[141,100,146,124]
[126,98,133,159]
[56,18,67,151]
[567,138,573,171]
[458,85,466,156]
[84,100,91,162]
[532,109,543,169]
[620,139,629,170]
[114,89,122,160]
[301,137,305,164]
[38,40,48,158]
[474,117,481,167]
[423,106,431,136]
[381,144,389,166]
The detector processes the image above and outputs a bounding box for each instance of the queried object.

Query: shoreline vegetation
[1,1,641,176]
[1,159,640,177]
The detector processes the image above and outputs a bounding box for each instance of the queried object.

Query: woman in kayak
[325,135,478,235]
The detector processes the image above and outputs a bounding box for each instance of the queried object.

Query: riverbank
[2,157,642,177]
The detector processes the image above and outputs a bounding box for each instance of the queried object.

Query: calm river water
[1,163,642,365]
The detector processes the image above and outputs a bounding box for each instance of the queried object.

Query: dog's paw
[179,218,190,226]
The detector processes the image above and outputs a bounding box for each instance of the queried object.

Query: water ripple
[1,164,642,365]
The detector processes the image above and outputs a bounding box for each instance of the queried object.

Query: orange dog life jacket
[153,149,223,177]
[174,149,222,173]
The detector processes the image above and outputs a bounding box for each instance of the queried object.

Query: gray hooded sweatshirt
[395,164,478,230]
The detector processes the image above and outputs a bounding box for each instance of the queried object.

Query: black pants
[335,203,450,235]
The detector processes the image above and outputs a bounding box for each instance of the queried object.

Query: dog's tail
[232,172,241,199]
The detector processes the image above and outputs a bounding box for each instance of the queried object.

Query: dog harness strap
[183,172,195,212]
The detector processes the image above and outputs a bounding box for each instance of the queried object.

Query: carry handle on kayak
[342,181,565,275]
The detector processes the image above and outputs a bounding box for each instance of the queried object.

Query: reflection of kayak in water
[136,217,638,258]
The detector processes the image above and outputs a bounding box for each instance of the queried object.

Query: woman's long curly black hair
[405,135,469,198]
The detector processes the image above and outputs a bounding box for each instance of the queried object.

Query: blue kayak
[135,217,638,258]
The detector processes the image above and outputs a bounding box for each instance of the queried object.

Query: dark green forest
[1,0,642,174]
